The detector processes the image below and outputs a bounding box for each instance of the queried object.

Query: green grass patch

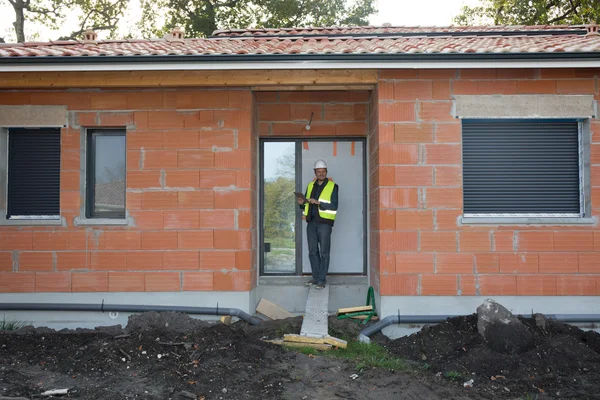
[444,370,464,381]
[0,315,27,331]
[330,341,410,372]
[292,346,321,356]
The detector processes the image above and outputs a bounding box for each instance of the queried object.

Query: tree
[454,0,600,26]
[139,0,377,39]
[3,0,128,43]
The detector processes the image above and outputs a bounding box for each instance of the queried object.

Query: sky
[0,0,483,43]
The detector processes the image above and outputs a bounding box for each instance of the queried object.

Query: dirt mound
[0,312,471,400]
[375,313,600,399]
[125,311,211,336]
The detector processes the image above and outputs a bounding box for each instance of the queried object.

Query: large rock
[476,299,533,354]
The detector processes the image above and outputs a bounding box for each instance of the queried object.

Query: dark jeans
[307,221,333,284]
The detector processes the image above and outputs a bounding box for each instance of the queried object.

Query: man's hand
[309,198,320,205]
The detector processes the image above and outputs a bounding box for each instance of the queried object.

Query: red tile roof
[0,25,599,58]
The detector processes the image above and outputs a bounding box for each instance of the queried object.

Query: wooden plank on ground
[256,298,294,320]
[283,334,347,349]
[337,305,373,315]
[264,339,332,351]
[220,316,232,325]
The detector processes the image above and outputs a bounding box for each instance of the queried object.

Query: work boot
[305,279,317,286]
[315,283,325,290]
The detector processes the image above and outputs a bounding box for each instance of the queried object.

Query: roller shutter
[7,129,61,218]
[462,120,580,215]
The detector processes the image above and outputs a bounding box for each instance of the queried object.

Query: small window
[86,129,126,219]
[7,128,61,220]
[462,119,582,217]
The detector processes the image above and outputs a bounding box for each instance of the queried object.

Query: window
[86,129,126,219]
[462,119,584,217]
[7,128,61,220]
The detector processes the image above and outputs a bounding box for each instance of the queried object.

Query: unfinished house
[0,25,599,332]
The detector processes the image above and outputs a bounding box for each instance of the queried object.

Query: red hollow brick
[0,272,35,292]
[554,232,594,251]
[517,275,557,295]
[421,231,456,252]
[499,253,539,274]
[213,271,252,291]
[127,251,163,271]
[459,231,491,252]
[108,272,145,292]
[164,210,200,230]
[394,123,434,143]
[393,81,433,101]
[164,251,199,270]
[379,274,418,296]
[183,272,214,291]
[474,253,499,273]
[395,253,434,274]
[478,274,517,295]
[199,251,236,271]
[90,252,127,271]
[142,231,178,250]
[436,253,473,274]
[420,274,457,296]
[165,170,200,188]
[556,275,597,295]
[396,210,434,230]
[145,272,180,292]
[35,272,71,292]
[538,252,578,274]
[72,272,108,292]
[19,252,53,271]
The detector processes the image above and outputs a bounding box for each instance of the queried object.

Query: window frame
[459,118,594,226]
[85,129,127,220]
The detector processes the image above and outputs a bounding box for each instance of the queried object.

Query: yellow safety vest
[303,180,336,221]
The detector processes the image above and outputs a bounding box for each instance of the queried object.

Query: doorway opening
[259,138,366,276]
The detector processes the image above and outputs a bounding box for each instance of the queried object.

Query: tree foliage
[139,0,377,39]
[454,0,600,26]
[264,176,295,241]
[4,0,128,42]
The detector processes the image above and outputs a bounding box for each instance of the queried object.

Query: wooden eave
[0,69,378,89]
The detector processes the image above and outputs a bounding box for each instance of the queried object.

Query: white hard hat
[313,159,327,169]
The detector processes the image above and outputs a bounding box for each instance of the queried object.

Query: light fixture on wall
[305,112,314,131]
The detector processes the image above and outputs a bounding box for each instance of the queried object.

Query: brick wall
[0,88,256,293]
[377,68,600,297]
[256,91,369,137]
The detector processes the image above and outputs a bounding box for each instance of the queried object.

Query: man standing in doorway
[297,159,339,290]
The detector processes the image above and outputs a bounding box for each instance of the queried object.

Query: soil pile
[376,313,600,399]
[0,312,469,400]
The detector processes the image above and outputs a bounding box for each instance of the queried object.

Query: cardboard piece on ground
[256,298,294,320]
[264,339,332,351]
[283,334,347,349]
[337,305,373,315]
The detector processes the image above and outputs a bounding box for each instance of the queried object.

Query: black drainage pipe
[0,302,262,325]
[358,314,600,343]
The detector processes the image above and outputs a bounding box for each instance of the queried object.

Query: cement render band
[454,95,595,118]
[0,105,67,127]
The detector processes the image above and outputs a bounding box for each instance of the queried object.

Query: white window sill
[460,216,597,226]
[74,217,133,227]
[0,218,64,226]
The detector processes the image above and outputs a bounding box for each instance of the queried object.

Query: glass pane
[263,142,296,274]
[94,134,126,217]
